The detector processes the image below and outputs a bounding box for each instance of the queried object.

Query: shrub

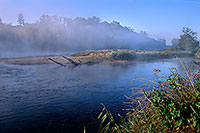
[71,49,136,61]
[111,52,135,60]
[98,60,200,132]
[143,67,200,132]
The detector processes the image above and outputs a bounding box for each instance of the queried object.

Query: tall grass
[98,59,200,132]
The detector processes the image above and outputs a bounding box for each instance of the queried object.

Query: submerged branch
[62,56,80,66]
[48,58,66,67]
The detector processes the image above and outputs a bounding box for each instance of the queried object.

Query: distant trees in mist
[17,13,25,26]
[177,27,199,51]
[171,38,179,47]
[0,14,167,57]
[170,27,199,52]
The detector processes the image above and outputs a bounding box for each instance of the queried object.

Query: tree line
[0,14,167,57]
[171,27,199,52]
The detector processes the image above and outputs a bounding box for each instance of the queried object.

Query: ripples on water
[0,57,198,132]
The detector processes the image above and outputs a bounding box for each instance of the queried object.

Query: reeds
[98,58,200,132]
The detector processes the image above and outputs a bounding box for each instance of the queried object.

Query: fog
[0,15,167,58]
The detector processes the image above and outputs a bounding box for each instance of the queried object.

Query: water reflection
[0,57,198,132]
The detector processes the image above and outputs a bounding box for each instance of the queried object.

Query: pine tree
[17,13,25,26]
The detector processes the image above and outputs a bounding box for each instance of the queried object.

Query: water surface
[0,57,197,133]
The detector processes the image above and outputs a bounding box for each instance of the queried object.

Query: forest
[0,14,167,57]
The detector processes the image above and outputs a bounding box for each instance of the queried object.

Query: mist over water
[0,0,199,132]
[0,15,167,58]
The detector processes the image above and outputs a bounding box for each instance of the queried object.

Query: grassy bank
[70,49,195,64]
[70,49,136,63]
[0,49,197,66]
[98,60,200,132]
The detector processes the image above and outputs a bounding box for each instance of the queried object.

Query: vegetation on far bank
[70,49,194,63]
[98,60,200,132]
[71,49,136,62]
[165,27,200,57]
[69,27,200,63]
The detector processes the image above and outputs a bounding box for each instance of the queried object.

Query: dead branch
[62,56,80,66]
[48,58,66,67]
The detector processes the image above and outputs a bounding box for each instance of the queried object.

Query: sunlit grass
[71,49,136,62]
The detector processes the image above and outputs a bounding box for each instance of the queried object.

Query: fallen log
[77,59,82,63]
[62,56,80,66]
[48,58,66,67]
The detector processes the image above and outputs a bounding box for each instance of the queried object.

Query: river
[0,57,198,133]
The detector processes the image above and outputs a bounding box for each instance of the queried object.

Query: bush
[98,61,200,132]
[111,51,135,60]
[143,67,200,132]
[71,49,136,61]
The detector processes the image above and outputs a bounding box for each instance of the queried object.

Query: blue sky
[0,0,199,44]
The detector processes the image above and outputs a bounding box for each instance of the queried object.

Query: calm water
[0,57,197,133]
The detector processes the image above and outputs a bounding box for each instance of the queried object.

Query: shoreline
[0,52,196,66]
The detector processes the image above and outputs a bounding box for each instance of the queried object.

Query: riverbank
[0,57,197,133]
[0,49,197,65]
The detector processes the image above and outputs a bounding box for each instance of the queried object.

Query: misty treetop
[17,13,25,26]
[0,14,167,56]
[178,27,199,51]
[171,27,199,52]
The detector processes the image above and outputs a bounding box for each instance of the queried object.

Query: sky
[0,0,200,44]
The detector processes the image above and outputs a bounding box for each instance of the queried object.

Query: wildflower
[153,69,161,73]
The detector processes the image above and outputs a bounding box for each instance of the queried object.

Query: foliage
[17,13,25,26]
[176,27,199,51]
[98,60,200,132]
[0,15,167,54]
[160,49,193,56]
[71,49,136,61]
[71,49,196,63]
[136,50,160,55]
[171,38,179,47]
[98,104,120,133]
[110,50,136,60]
[144,67,200,132]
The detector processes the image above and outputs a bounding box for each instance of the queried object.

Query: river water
[0,57,198,133]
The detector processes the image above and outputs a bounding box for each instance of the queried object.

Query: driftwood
[62,56,98,66]
[48,58,66,67]
[62,56,80,66]
[77,59,82,63]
